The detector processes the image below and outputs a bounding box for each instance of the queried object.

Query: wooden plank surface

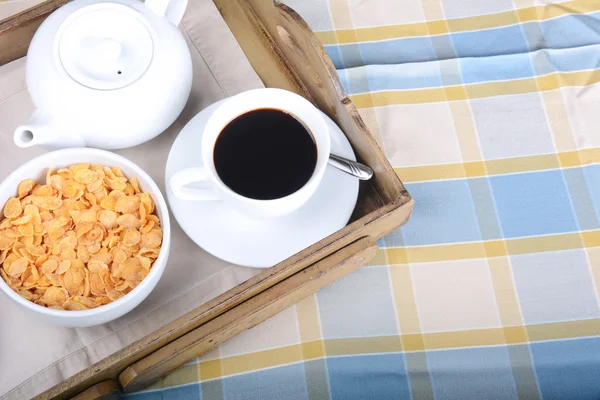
[0,0,69,65]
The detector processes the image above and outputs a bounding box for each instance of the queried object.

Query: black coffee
[213,108,317,200]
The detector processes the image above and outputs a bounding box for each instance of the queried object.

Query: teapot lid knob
[56,3,154,90]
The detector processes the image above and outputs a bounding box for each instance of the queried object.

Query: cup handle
[169,167,220,201]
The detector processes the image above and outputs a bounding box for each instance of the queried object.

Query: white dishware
[0,149,171,327]
[169,88,332,219]
[165,98,359,268]
[14,0,193,150]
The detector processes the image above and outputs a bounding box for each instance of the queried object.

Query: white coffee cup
[169,88,331,219]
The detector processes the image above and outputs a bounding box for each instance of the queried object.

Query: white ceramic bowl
[0,148,170,327]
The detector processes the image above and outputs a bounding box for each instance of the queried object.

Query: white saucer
[165,99,359,268]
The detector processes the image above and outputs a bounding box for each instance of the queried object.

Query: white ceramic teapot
[14,0,193,150]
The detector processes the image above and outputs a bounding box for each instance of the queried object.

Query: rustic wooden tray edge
[0,0,413,398]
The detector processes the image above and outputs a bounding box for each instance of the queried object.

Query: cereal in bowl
[0,164,163,310]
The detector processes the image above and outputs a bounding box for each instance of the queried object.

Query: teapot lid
[56,3,154,90]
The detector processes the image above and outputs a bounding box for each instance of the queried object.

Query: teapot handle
[144,0,187,26]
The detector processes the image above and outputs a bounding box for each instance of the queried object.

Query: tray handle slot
[118,237,378,393]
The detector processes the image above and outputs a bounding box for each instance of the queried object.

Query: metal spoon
[328,154,373,180]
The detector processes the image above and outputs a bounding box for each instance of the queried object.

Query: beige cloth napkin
[0,1,267,398]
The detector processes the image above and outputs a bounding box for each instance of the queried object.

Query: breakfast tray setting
[0,0,412,398]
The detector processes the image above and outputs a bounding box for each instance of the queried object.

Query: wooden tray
[0,0,413,398]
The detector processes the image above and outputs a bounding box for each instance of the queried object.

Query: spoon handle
[328,154,374,180]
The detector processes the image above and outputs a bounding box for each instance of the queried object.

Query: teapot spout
[14,112,85,149]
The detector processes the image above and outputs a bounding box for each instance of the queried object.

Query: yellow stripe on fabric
[559,151,584,168]
[488,257,526,327]
[318,320,600,353]
[449,101,484,164]
[326,23,430,43]
[296,295,327,361]
[367,249,388,266]
[151,317,600,388]
[395,163,471,182]
[388,265,436,399]
[541,91,578,153]
[297,295,323,343]
[466,79,540,98]
[581,148,600,165]
[352,88,448,108]
[315,0,600,44]
[351,70,600,108]
[404,242,488,263]
[326,336,403,356]
[302,340,326,360]
[220,345,304,376]
[411,327,528,351]
[422,328,519,350]
[143,363,200,392]
[446,10,519,32]
[393,148,600,183]
[587,248,600,301]
[160,364,200,388]
[506,232,583,255]
[486,154,560,175]
[295,295,330,400]
[539,0,600,20]
[199,359,223,381]
[527,318,600,341]
[583,230,600,248]
[385,230,600,264]
[389,265,423,335]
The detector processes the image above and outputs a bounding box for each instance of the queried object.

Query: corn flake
[32,185,54,196]
[18,180,36,199]
[0,164,162,310]
[11,214,32,225]
[41,259,58,274]
[140,193,154,214]
[70,164,90,173]
[141,229,162,249]
[0,232,15,250]
[100,195,116,211]
[4,198,22,218]
[77,245,90,263]
[56,260,71,275]
[74,169,99,185]
[122,229,141,247]
[43,287,68,306]
[63,298,89,310]
[31,196,62,210]
[107,179,126,191]
[130,177,141,194]
[115,195,140,214]
[6,256,28,277]
[116,214,140,229]
[18,222,34,237]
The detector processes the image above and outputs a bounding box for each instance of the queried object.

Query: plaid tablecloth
[3,0,599,398]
